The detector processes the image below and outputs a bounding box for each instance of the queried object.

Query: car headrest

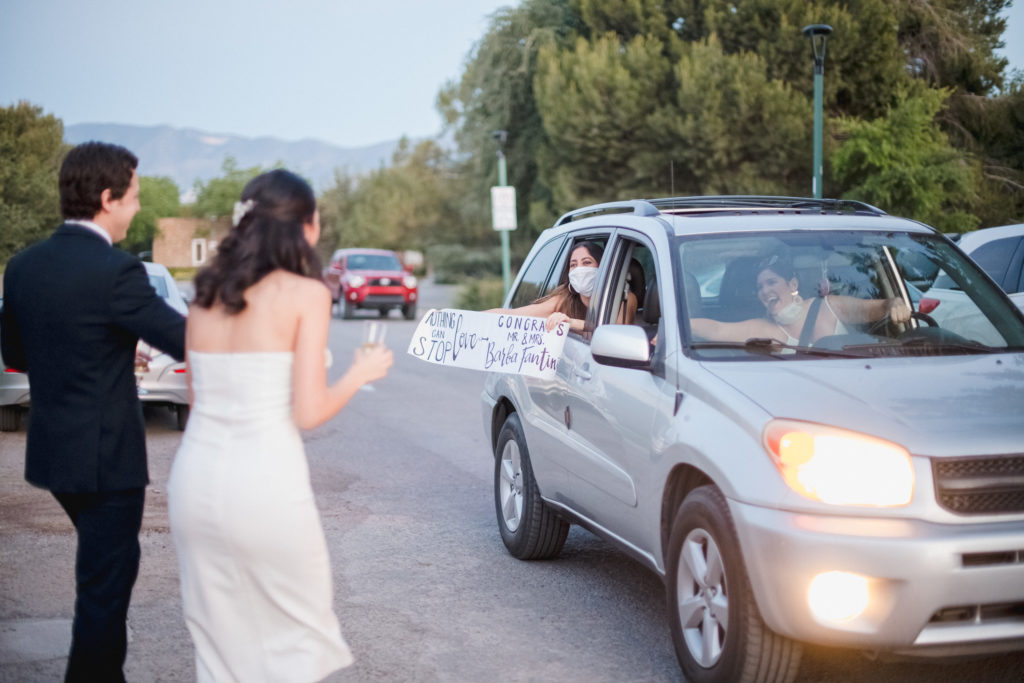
[627,259,646,301]
[718,255,764,321]
[643,278,660,323]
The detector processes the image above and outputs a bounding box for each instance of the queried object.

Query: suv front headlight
[348,275,366,288]
[403,275,417,288]
[763,419,913,507]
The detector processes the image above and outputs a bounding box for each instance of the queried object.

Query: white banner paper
[407,308,568,379]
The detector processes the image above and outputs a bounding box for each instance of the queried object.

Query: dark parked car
[322,248,418,319]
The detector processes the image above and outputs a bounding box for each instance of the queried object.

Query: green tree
[122,175,181,255]
[441,0,1022,233]
[897,0,1009,95]
[192,156,265,219]
[0,102,67,264]
[437,0,579,253]
[318,139,470,254]
[952,83,1024,227]
[832,87,980,233]
[535,33,811,205]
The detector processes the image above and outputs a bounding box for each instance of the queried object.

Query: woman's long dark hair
[536,240,604,320]
[193,169,322,313]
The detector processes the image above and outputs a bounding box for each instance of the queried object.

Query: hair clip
[232,199,255,227]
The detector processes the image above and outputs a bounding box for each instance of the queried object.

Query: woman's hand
[349,345,393,385]
[888,298,912,324]
[545,311,571,332]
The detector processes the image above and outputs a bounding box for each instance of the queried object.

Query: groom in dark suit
[1,141,186,682]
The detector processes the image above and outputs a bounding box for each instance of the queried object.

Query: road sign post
[491,182,516,297]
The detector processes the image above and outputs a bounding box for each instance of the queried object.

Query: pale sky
[2,0,1021,149]
[1,0,512,148]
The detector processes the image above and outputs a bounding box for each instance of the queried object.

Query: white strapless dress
[168,351,353,682]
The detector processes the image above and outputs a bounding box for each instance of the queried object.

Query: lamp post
[802,24,832,199]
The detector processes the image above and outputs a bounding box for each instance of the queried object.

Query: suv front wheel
[666,485,801,683]
[494,413,569,560]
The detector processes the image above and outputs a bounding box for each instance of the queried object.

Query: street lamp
[802,23,832,199]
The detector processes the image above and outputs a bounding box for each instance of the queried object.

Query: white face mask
[773,294,804,325]
[568,266,599,296]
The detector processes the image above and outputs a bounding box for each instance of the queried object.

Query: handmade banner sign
[406,308,568,379]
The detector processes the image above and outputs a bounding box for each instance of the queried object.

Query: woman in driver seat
[690,254,911,345]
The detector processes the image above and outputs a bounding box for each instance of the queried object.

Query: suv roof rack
[554,200,661,226]
[648,195,887,216]
[554,196,886,225]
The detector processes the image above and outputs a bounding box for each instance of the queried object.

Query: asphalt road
[1,281,1022,682]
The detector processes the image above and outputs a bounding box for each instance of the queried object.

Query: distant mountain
[65,123,401,196]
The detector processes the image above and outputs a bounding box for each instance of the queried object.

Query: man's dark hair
[59,141,138,219]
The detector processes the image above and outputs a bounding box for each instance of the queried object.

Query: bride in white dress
[168,169,393,682]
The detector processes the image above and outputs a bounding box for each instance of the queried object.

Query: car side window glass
[1017,255,1024,293]
[968,237,1018,287]
[597,236,665,373]
[601,239,655,327]
[553,234,610,340]
[509,237,565,308]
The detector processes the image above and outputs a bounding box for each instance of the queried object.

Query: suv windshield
[677,230,1024,359]
[347,254,401,271]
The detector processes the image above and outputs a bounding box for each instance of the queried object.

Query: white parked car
[136,261,190,429]
[0,261,189,431]
[931,223,1024,312]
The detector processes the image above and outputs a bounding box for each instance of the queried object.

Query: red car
[323,248,418,320]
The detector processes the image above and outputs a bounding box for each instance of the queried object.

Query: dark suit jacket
[1,224,186,492]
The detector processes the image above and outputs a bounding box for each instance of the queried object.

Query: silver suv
[480,196,1024,682]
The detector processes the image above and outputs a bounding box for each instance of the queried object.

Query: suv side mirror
[591,324,651,370]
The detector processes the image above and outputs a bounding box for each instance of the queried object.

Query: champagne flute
[362,320,387,350]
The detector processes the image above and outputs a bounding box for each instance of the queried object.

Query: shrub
[455,277,506,310]
[427,244,502,284]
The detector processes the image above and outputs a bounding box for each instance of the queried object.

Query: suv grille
[933,455,1024,515]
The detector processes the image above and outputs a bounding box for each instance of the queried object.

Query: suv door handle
[573,367,592,381]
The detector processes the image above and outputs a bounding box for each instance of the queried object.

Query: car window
[600,237,655,326]
[933,236,1019,290]
[509,237,566,308]
[347,254,401,271]
[148,275,169,298]
[536,234,609,339]
[677,230,1024,359]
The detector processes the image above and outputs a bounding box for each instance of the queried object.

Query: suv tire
[342,298,355,320]
[402,303,417,320]
[0,405,21,432]
[494,413,569,560]
[666,485,801,683]
[175,404,190,431]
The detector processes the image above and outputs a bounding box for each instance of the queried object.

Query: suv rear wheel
[175,404,190,431]
[0,406,21,432]
[494,413,569,560]
[666,485,801,683]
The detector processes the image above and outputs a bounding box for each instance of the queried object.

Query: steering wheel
[867,310,937,336]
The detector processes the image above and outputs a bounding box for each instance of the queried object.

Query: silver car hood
[702,354,1024,457]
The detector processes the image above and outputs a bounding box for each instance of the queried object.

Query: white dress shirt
[65,219,113,246]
